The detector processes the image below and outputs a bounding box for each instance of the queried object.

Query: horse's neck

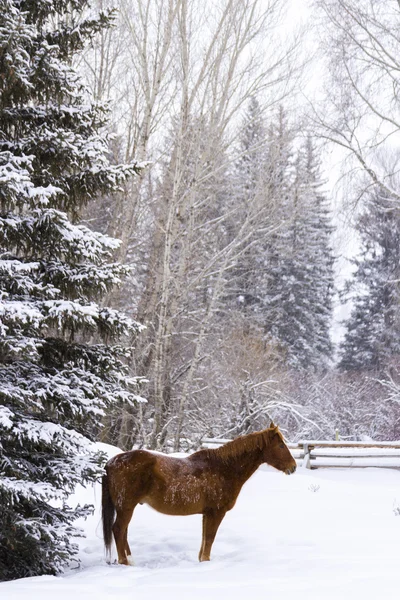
[218,440,264,484]
[236,449,264,483]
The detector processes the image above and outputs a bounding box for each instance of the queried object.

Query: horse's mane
[201,429,270,463]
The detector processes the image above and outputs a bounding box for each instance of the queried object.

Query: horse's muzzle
[285,464,297,475]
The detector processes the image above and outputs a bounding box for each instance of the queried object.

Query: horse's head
[262,422,297,475]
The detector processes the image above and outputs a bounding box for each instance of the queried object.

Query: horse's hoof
[117,559,130,566]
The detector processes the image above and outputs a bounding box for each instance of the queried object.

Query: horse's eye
[279,443,284,449]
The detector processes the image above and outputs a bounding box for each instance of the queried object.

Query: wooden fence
[201,438,400,469]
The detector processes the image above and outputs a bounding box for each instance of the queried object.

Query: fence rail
[200,437,400,469]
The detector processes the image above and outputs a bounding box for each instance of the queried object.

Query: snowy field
[2,444,400,600]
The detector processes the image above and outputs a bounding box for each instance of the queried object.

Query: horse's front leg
[199,508,226,562]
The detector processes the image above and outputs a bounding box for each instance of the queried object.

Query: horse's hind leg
[124,529,134,565]
[113,507,135,566]
[199,508,226,562]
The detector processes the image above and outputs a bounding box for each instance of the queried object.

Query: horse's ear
[269,421,276,429]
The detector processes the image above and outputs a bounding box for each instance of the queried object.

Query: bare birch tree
[79,0,181,283]
[314,0,400,205]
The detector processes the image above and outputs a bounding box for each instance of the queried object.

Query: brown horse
[102,423,296,565]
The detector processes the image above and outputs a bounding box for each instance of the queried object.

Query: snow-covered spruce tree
[235,97,267,204]
[229,96,269,308]
[295,136,335,366]
[0,0,144,581]
[264,132,335,370]
[228,103,293,320]
[339,186,400,371]
[251,106,296,331]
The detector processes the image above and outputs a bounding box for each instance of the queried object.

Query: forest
[1,0,400,581]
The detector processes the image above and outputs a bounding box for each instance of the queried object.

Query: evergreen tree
[230,106,335,369]
[339,186,400,371]
[230,96,269,307]
[254,106,295,323]
[0,0,144,580]
[297,136,334,365]
[235,96,267,201]
[264,134,335,369]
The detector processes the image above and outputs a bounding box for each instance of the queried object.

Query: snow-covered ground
[3,444,400,600]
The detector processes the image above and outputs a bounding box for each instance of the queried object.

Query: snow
[0,406,13,429]
[1,477,65,503]
[2,444,400,600]
[13,419,94,451]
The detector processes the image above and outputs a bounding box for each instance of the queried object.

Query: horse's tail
[102,473,115,561]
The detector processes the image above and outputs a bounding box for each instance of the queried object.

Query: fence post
[302,442,311,469]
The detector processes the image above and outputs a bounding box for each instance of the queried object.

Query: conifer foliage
[233,103,335,370]
[0,0,143,580]
[265,135,334,370]
[339,187,400,371]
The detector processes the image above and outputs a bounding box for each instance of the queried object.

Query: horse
[102,422,296,565]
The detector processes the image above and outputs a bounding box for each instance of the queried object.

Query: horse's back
[106,449,156,470]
